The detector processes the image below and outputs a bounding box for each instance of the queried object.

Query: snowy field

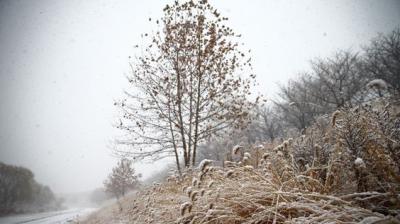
[0,208,96,224]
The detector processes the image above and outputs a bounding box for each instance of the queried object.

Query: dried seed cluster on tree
[114,0,261,173]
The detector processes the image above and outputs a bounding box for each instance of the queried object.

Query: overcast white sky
[0,0,399,194]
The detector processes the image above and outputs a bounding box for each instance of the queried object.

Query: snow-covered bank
[81,101,400,223]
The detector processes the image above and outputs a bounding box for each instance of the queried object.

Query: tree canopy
[115,0,260,171]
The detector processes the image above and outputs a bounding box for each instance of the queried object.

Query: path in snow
[0,208,96,224]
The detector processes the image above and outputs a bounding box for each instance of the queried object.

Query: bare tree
[115,0,260,171]
[274,51,367,132]
[275,75,324,131]
[363,28,400,98]
[104,159,141,200]
[253,105,284,142]
[309,51,366,109]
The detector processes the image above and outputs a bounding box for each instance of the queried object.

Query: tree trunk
[167,95,181,175]
[175,51,189,167]
[191,23,203,166]
[188,72,194,167]
[192,74,202,166]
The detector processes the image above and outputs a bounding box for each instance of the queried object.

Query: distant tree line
[0,162,62,215]
[198,28,400,163]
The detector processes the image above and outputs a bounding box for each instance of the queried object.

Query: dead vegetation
[81,100,400,223]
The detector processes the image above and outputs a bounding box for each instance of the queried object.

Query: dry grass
[81,100,400,223]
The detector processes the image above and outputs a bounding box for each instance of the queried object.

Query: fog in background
[0,0,399,194]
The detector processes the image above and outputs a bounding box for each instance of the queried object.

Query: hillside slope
[81,100,400,224]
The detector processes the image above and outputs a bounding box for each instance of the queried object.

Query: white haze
[0,0,399,194]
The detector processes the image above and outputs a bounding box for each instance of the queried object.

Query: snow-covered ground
[0,208,96,224]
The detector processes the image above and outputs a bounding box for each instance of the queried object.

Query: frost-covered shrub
[181,101,399,222]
